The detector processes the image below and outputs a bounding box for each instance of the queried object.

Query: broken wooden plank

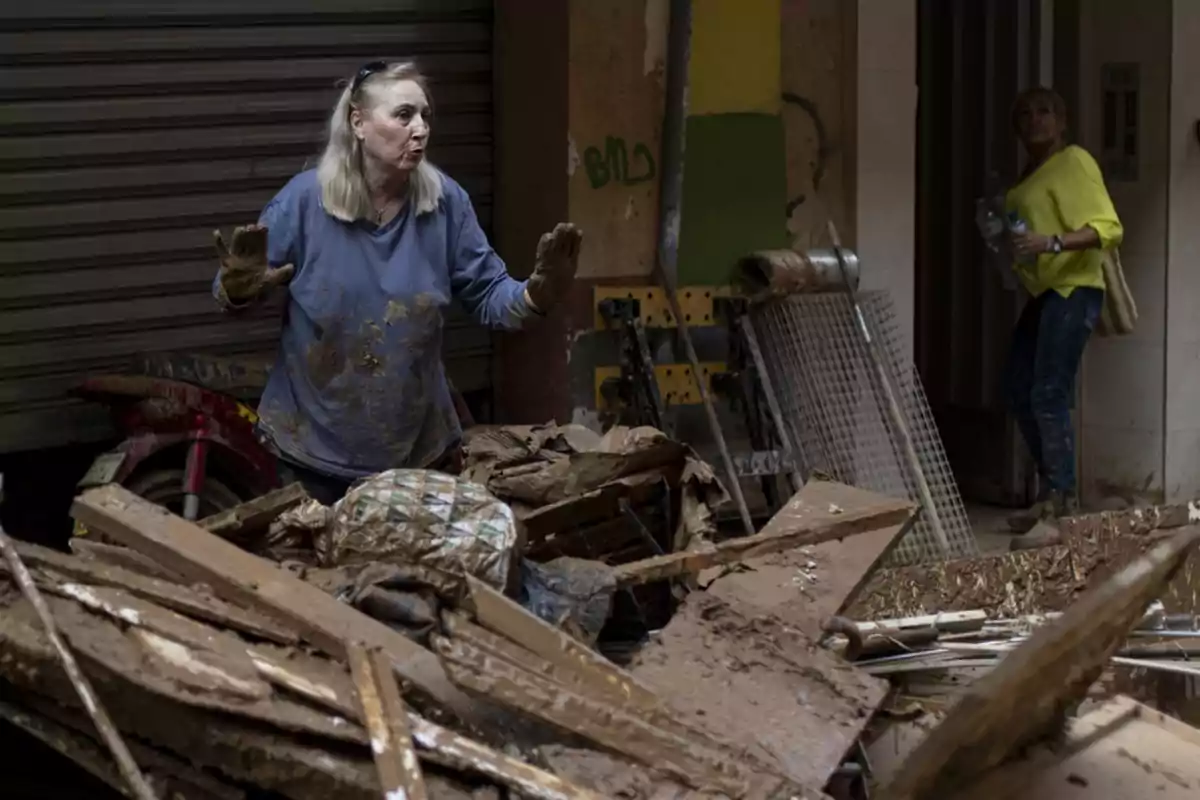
[200,482,310,540]
[30,589,364,744]
[0,523,159,800]
[433,635,788,798]
[704,481,916,638]
[248,641,606,800]
[876,526,1200,800]
[69,537,184,583]
[442,611,738,757]
[13,541,298,646]
[630,590,887,793]
[71,484,472,719]
[349,642,428,800]
[461,575,663,713]
[0,613,380,800]
[611,493,915,587]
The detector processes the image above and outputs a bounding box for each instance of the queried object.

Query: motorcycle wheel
[125,468,244,519]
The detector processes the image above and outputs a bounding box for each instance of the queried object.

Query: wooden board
[71,484,472,719]
[876,526,1200,800]
[461,576,663,713]
[630,590,888,794]
[13,540,297,646]
[612,490,914,587]
[348,643,428,800]
[434,635,790,798]
[199,482,310,540]
[705,480,913,638]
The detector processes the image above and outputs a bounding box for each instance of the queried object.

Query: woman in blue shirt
[213,62,581,503]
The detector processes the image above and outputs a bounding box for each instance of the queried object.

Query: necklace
[372,196,404,225]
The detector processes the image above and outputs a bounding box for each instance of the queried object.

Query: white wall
[1166,1,1200,502]
[1076,0,1173,506]
[856,0,918,361]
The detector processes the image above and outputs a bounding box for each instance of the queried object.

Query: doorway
[915,0,1060,509]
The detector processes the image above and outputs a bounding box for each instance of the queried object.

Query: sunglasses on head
[350,61,388,94]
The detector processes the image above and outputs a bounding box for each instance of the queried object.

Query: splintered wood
[72,483,470,717]
[0,473,922,799]
[435,635,779,797]
[199,482,310,540]
[348,643,427,800]
[852,500,1200,620]
[876,526,1200,800]
[612,490,914,586]
[461,576,663,711]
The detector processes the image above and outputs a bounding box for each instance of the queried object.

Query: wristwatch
[1049,235,1064,254]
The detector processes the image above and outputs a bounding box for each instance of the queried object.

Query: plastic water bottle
[1008,212,1036,265]
[975,199,1005,253]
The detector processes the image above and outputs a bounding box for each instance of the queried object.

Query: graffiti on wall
[782,91,834,216]
[583,136,657,189]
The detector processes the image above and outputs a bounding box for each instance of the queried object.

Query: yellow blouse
[1005,144,1123,298]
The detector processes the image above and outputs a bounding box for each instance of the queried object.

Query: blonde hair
[317,62,444,222]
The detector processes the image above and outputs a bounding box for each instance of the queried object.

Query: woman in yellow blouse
[1004,87,1122,532]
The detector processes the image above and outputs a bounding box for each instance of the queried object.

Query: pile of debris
[1,422,1199,800]
[0,424,917,799]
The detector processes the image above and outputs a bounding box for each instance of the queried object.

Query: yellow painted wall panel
[689,0,781,115]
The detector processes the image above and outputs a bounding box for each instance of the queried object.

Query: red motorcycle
[73,353,278,521]
[74,353,477,521]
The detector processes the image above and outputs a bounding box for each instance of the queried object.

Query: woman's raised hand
[525,222,583,313]
[213,225,295,302]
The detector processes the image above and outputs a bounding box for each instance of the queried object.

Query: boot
[1010,519,1063,550]
[1007,492,1058,534]
[1007,490,1077,534]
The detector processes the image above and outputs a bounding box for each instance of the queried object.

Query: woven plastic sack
[321,469,521,593]
[519,557,617,645]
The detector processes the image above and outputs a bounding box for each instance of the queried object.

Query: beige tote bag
[1097,247,1138,336]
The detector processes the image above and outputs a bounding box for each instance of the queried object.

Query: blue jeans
[1005,287,1103,497]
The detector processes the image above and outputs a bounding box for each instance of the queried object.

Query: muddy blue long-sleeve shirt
[213,169,537,479]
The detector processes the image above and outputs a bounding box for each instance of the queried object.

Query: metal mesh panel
[752,291,978,566]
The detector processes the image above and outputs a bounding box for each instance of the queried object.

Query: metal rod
[0,503,159,800]
[738,314,802,492]
[826,222,951,556]
[658,279,756,535]
[652,0,754,536]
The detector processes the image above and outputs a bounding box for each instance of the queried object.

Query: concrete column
[855,0,918,361]
[1074,0,1172,507]
[1166,1,1200,502]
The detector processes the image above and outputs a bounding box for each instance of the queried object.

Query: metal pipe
[655,0,691,285]
[652,0,755,536]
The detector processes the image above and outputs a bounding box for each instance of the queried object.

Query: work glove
[524,223,583,314]
[213,224,295,304]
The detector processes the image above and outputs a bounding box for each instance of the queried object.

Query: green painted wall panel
[677,113,790,285]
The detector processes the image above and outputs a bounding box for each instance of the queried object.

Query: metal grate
[752,291,978,566]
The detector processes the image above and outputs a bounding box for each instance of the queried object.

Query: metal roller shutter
[0,0,495,452]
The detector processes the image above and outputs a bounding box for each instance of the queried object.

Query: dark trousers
[1004,287,1103,497]
[276,457,354,506]
[275,443,465,507]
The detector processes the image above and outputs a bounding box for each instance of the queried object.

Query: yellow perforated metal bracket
[594,362,726,409]
[593,285,735,329]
